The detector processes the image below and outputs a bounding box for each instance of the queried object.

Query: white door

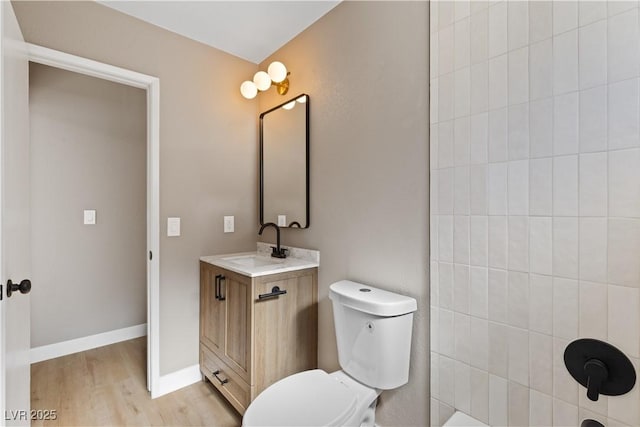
[0,1,31,426]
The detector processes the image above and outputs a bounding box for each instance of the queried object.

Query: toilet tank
[328,280,417,390]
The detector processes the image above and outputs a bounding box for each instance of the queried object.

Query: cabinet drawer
[201,345,251,414]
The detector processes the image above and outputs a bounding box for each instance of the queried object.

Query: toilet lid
[243,370,357,427]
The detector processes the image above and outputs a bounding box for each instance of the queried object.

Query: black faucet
[258,222,288,258]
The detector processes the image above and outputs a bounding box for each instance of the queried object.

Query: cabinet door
[200,262,225,356]
[221,271,252,383]
[253,269,318,393]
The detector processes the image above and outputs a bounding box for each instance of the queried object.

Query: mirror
[260,94,309,228]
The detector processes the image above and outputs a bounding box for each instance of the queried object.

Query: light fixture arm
[273,72,291,96]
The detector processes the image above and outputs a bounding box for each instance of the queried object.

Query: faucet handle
[270,246,288,258]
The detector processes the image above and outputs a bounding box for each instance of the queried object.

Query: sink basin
[222,254,283,268]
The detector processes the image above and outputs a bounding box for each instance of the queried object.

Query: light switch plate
[277,215,287,227]
[167,217,180,237]
[224,216,234,233]
[84,210,96,225]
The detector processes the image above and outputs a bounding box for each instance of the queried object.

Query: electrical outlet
[224,216,234,233]
[277,215,287,226]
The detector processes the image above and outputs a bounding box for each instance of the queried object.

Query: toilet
[242,280,417,427]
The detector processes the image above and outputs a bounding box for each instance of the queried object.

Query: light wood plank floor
[31,337,241,426]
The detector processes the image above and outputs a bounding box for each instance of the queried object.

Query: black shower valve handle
[584,358,608,401]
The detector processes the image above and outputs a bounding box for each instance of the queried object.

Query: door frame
[26,43,161,396]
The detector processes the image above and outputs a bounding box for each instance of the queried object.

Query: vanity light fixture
[240,61,290,99]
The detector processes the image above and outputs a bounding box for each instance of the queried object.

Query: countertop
[200,248,319,278]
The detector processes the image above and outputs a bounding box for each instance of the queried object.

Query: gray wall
[13,1,258,374]
[29,63,147,347]
[258,2,430,425]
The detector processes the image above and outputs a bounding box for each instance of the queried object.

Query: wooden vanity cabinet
[199,261,318,414]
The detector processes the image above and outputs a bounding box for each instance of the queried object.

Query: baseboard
[30,323,147,364]
[152,364,202,398]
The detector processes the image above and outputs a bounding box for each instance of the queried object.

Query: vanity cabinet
[199,261,318,414]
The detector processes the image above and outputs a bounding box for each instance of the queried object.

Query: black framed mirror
[260,94,309,228]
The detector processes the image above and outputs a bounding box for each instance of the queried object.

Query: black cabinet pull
[214,274,221,300]
[218,275,226,301]
[258,286,287,300]
[212,370,228,385]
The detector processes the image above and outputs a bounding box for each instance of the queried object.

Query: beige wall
[29,63,147,347]
[13,1,258,374]
[258,2,430,425]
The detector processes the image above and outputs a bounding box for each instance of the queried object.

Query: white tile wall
[430,2,640,426]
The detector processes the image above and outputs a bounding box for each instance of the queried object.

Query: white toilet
[242,280,417,427]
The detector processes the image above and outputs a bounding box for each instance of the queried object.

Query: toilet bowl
[242,280,417,427]
[242,370,379,427]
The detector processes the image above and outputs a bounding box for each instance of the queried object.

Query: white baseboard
[152,364,202,398]
[30,323,147,364]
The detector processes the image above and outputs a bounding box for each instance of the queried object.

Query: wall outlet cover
[167,217,181,237]
[83,210,96,225]
[277,215,287,226]
[224,216,234,233]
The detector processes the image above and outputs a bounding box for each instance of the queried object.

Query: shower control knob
[584,358,608,401]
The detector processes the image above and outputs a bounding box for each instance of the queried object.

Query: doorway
[27,43,160,396]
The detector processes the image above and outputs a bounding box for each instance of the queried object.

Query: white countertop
[200,251,319,278]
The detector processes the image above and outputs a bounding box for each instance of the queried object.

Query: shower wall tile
[553,30,579,95]
[454,117,470,166]
[579,20,607,90]
[488,2,508,58]
[609,148,640,217]
[552,1,578,35]
[579,85,607,153]
[608,8,639,83]
[470,368,489,423]
[579,218,608,283]
[579,1,606,27]
[529,389,553,427]
[470,112,488,164]
[508,0,529,51]
[530,332,553,394]
[529,2,552,43]
[579,281,608,341]
[454,17,470,70]
[529,274,553,335]
[430,2,640,425]
[470,215,488,266]
[529,39,553,101]
[579,151,607,217]
[470,266,489,318]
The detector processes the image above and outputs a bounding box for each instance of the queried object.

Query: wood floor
[31,337,242,426]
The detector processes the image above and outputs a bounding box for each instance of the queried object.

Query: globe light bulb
[296,95,307,103]
[268,61,288,83]
[282,101,296,110]
[240,80,257,99]
[253,71,271,91]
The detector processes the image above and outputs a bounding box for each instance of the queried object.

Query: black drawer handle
[258,286,287,300]
[214,275,226,301]
[212,370,229,385]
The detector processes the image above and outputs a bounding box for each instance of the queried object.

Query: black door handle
[214,274,221,300]
[218,275,226,301]
[6,279,31,298]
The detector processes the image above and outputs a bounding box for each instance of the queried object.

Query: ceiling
[99,1,341,64]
